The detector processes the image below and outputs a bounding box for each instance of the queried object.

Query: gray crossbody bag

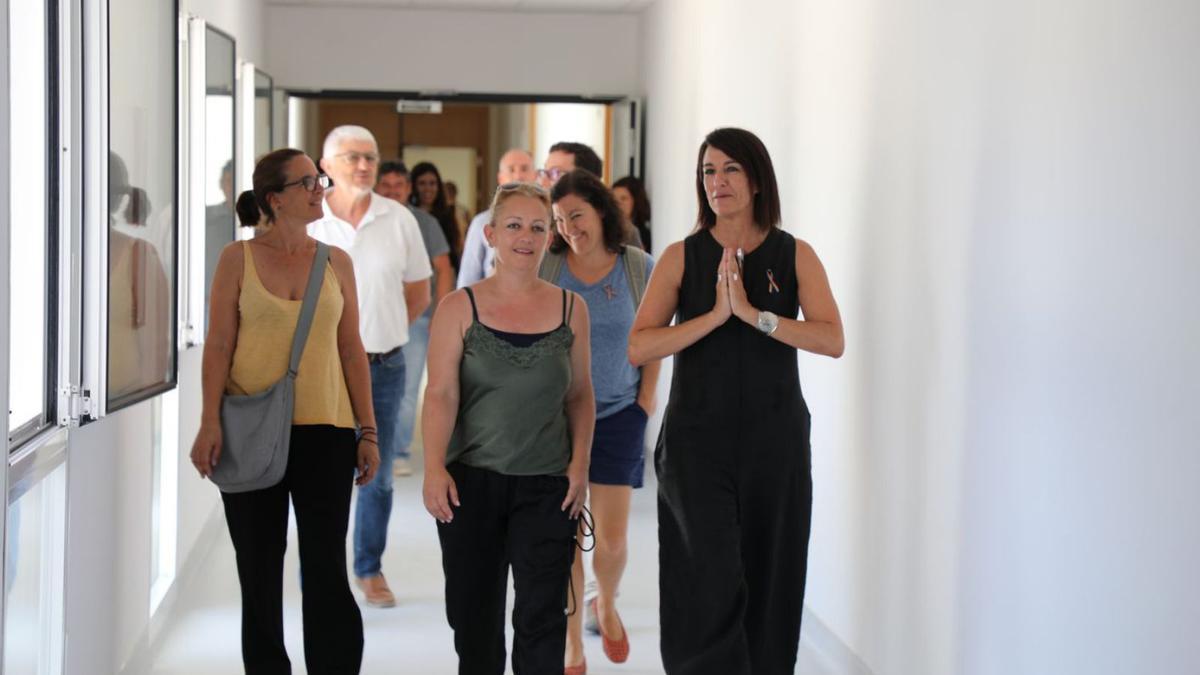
[211,242,330,493]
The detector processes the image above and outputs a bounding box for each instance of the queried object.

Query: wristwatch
[756,310,779,336]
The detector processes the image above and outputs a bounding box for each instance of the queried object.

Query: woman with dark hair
[423,182,594,674]
[409,161,463,271]
[191,148,381,674]
[612,175,652,253]
[539,170,659,672]
[629,128,844,674]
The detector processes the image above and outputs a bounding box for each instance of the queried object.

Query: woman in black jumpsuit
[629,128,844,675]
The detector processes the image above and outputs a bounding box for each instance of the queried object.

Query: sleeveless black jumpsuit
[657,228,814,675]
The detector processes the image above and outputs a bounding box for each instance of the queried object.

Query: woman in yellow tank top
[189,149,379,674]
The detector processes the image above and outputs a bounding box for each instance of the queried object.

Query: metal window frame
[89,0,182,416]
[7,0,61,451]
[1,0,13,660]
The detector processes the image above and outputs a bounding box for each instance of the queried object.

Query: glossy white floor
[151,451,835,675]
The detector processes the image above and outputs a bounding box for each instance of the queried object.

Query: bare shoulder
[567,289,590,331]
[659,240,685,267]
[327,244,353,269]
[792,237,822,267]
[651,240,686,282]
[215,239,245,278]
[435,287,475,324]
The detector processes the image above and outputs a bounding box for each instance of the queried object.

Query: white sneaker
[393,457,414,477]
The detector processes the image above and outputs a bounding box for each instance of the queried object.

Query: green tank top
[446,287,576,475]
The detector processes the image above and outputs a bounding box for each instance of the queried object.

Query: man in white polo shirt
[309,125,431,609]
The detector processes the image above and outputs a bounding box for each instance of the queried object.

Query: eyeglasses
[279,174,333,193]
[337,151,381,165]
[536,167,566,183]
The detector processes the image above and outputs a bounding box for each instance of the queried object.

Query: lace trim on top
[464,321,573,368]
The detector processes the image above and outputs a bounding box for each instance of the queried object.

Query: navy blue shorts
[588,402,649,488]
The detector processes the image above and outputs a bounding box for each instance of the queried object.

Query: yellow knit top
[226,241,356,429]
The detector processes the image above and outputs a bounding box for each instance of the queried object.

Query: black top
[660,228,810,450]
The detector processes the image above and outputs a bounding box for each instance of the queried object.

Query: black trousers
[436,462,578,675]
[657,435,814,675]
[221,425,363,675]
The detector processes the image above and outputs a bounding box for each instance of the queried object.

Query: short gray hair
[322,125,377,160]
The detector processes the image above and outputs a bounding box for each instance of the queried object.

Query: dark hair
[549,169,625,255]
[612,176,651,229]
[251,148,306,222]
[236,190,261,227]
[695,127,781,230]
[408,161,462,258]
[549,141,603,178]
[378,160,408,178]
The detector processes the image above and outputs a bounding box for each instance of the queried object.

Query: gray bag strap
[539,249,566,284]
[287,242,330,378]
[622,245,649,309]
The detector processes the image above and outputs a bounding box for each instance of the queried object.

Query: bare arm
[636,359,663,415]
[330,247,381,485]
[562,293,595,517]
[728,238,844,358]
[190,243,242,477]
[422,289,470,523]
[431,253,454,310]
[628,242,731,366]
[404,277,432,325]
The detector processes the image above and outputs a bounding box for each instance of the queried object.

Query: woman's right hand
[423,465,460,524]
[710,248,734,324]
[190,420,222,479]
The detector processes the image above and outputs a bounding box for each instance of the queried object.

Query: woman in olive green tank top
[423,182,595,674]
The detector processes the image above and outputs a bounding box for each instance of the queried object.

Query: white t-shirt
[308,193,432,353]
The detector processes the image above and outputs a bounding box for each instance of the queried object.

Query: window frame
[97,0,181,415]
[7,0,60,450]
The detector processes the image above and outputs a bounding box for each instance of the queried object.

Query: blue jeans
[353,347,406,578]
[397,314,431,455]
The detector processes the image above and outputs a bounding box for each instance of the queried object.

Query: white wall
[63,1,263,672]
[266,6,639,96]
[641,1,1200,674]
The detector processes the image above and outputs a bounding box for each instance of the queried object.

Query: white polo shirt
[308,193,432,353]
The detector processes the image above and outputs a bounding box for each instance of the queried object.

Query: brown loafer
[355,574,396,608]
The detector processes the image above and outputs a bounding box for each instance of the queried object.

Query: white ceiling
[266,0,656,13]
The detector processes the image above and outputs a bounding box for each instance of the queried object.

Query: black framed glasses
[280,174,333,193]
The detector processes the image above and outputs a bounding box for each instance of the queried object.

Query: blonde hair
[488,182,551,225]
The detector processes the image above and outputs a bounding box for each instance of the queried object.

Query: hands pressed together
[714,247,758,326]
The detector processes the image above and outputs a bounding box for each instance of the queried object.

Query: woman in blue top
[543,170,661,673]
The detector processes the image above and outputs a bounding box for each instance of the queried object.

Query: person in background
[612,175,653,254]
[457,148,537,287]
[444,180,472,243]
[310,125,432,609]
[628,127,844,674]
[541,170,660,673]
[539,142,644,250]
[409,162,462,272]
[377,160,453,478]
[423,182,594,674]
[191,148,380,673]
[206,159,236,303]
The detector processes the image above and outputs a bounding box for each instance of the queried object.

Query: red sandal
[564,657,587,675]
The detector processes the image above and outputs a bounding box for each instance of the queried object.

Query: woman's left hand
[356,438,381,486]
[725,249,757,324]
[561,460,589,519]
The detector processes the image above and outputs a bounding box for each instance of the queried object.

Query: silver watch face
[757,311,776,333]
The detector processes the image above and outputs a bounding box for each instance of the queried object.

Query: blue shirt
[556,251,655,420]
[457,210,495,288]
